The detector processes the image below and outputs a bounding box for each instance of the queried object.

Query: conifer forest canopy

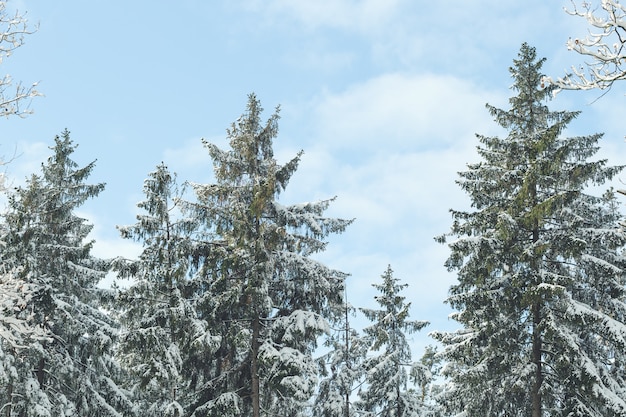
[3,1,626,417]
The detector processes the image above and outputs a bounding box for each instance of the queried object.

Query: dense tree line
[3,1,626,416]
[0,95,434,417]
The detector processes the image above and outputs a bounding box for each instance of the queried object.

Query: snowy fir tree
[357,265,429,417]
[433,43,626,417]
[114,163,219,416]
[413,345,444,417]
[313,293,367,417]
[0,130,134,416]
[0,269,44,350]
[0,268,50,417]
[179,94,353,417]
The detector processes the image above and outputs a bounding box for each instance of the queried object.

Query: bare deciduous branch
[0,2,40,118]
[545,1,626,93]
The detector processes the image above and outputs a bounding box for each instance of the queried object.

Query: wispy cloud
[311,72,506,152]
[242,0,404,33]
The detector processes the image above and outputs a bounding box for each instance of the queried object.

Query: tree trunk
[397,384,402,417]
[531,301,542,417]
[5,382,12,417]
[36,357,45,388]
[251,316,260,417]
[344,297,350,417]
[530,181,542,417]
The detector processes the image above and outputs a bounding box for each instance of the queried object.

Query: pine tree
[1,130,134,416]
[114,163,219,416]
[181,94,353,417]
[357,265,429,417]
[433,43,626,417]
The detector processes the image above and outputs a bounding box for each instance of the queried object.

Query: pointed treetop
[227,93,280,167]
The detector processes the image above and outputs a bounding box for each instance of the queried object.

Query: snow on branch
[546,0,626,93]
[0,1,40,118]
[0,270,49,349]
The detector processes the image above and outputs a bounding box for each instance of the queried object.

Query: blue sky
[3,0,626,355]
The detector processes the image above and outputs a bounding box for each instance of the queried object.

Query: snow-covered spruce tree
[356,265,429,417]
[180,94,352,417]
[313,293,367,417]
[1,130,134,416]
[433,43,626,417]
[0,268,50,416]
[114,163,220,417]
[414,345,444,417]
[0,269,43,349]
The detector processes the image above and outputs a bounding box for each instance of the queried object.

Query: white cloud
[161,134,233,188]
[295,66,626,345]
[299,146,473,322]
[244,0,404,33]
[3,140,48,184]
[268,73,505,339]
[311,72,506,152]
[163,136,213,174]
[238,0,577,80]
[282,47,357,74]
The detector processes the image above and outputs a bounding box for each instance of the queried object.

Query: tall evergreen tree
[414,345,444,417]
[0,268,45,349]
[357,265,429,417]
[114,163,218,416]
[0,268,49,417]
[433,43,626,417]
[181,94,353,417]
[1,130,134,416]
[313,293,367,417]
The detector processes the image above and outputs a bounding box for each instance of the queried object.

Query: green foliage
[357,265,429,417]
[1,130,134,416]
[314,294,368,417]
[433,43,626,417]
[114,163,218,416]
[179,93,353,416]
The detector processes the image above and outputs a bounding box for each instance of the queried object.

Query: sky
[2,0,626,356]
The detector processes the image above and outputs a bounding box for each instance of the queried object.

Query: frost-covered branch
[547,0,626,92]
[0,2,40,117]
[0,270,48,349]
